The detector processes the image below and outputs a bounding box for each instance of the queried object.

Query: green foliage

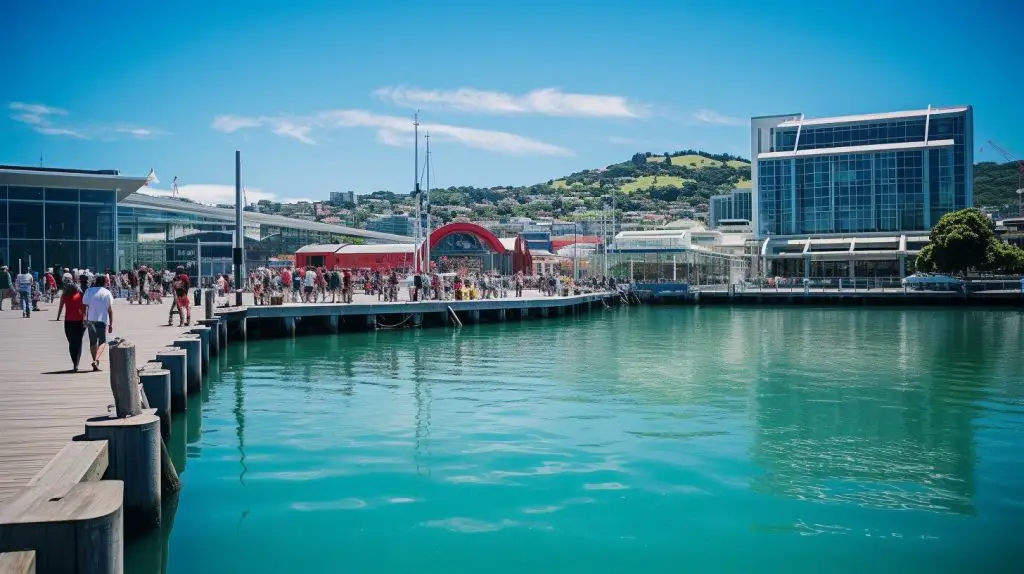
[924,208,995,274]
[917,207,1024,275]
[974,161,1022,209]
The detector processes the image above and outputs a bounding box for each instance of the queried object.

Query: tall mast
[424,132,431,271]
[413,111,421,272]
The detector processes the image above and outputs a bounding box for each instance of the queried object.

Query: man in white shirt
[303,267,317,303]
[15,268,34,318]
[83,275,114,372]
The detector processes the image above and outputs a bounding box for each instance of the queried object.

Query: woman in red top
[56,282,86,371]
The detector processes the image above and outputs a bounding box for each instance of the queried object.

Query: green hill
[974,161,1021,211]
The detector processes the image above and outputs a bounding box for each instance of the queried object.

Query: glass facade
[709,189,752,228]
[0,185,117,272]
[756,109,970,237]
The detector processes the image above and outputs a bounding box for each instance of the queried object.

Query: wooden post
[138,367,171,438]
[172,337,202,394]
[197,319,220,356]
[204,288,215,320]
[156,348,187,412]
[188,326,211,375]
[412,313,423,328]
[85,410,161,529]
[366,315,376,330]
[498,309,506,322]
[328,315,339,333]
[0,481,123,574]
[107,340,140,418]
[283,317,296,338]
[218,318,228,348]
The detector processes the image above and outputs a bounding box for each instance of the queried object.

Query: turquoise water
[128,307,1024,573]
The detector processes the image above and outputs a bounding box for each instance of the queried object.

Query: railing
[702,276,1024,295]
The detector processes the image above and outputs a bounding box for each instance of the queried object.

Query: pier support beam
[413,313,423,328]
[197,319,220,356]
[498,309,506,322]
[366,315,376,330]
[469,310,480,323]
[189,326,211,375]
[519,308,529,320]
[283,317,296,338]
[172,336,202,394]
[156,348,187,412]
[139,367,172,438]
[0,481,123,574]
[85,410,161,529]
[328,315,340,333]
[540,307,549,318]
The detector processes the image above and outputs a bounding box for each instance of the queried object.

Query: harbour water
[128,307,1024,573]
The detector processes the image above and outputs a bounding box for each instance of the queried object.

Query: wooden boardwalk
[0,297,195,503]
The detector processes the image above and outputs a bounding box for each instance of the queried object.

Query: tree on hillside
[915,208,1024,274]
[630,153,646,167]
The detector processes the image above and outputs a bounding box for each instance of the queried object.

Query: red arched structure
[426,222,507,254]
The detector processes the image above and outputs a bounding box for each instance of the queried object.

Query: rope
[376,315,415,329]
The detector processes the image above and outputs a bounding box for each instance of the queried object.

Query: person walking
[172,267,192,326]
[83,275,114,372]
[15,267,34,318]
[56,280,86,371]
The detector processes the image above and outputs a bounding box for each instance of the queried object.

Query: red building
[294,222,533,273]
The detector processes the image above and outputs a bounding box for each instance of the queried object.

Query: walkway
[0,297,194,503]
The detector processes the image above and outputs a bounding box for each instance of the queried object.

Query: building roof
[498,237,517,251]
[340,244,417,254]
[775,106,969,128]
[0,165,149,200]
[121,192,413,243]
[758,138,954,160]
[295,244,344,254]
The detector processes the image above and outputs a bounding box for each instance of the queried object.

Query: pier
[221,291,613,338]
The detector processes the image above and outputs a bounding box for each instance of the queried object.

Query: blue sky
[2,0,1020,204]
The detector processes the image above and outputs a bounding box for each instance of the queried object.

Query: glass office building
[708,188,753,229]
[0,165,410,277]
[751,106,972,238]
[0,166,144,273]
[749,107,973,279]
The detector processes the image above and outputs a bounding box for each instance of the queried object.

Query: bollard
[217,318,228,348]
[85,410,161,529]
[139,368,172,438]
[204,288,215,320]
[156,348,187,412]
[107,340,141,418]
[0,481,123,574]
[198,319,220,356]
[189,326,211,375]
[172,336,202,394]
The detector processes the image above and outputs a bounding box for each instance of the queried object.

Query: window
[45,202,79,240]
[7,201,43,239]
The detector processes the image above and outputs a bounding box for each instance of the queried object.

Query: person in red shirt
[172,266,192,326]
[56,281,86,371]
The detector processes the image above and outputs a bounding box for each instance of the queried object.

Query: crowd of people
[244,266,616,304]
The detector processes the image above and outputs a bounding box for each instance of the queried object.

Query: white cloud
[376,128,410,148]
[374,86,644,118]
[211,115,265,133]
[693,109,744,126]
[8,101,163,140]
[9,102,68,116]
[36,126,89,139]
[213,109,572,156]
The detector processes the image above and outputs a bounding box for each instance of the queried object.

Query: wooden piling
[171,337,202,394]
[188,326,211,375]
[283,317,296,338]
[0,481,123,574]
[84,410,160,529]
[107,341,140,418]
[197,319,220,356]
[138,368,172,438]
[155,348,187,412]
[217,317,228,349]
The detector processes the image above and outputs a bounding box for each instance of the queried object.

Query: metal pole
[425,132,431,272]
[233,150,244,305]
[197,238,202,288]
[413,112,421,272]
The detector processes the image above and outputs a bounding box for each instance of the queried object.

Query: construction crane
[986,140,1024,216]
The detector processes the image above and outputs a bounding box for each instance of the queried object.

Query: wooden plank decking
[0,297,195,503]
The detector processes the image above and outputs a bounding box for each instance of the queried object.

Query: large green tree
[916,208,1024,274]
